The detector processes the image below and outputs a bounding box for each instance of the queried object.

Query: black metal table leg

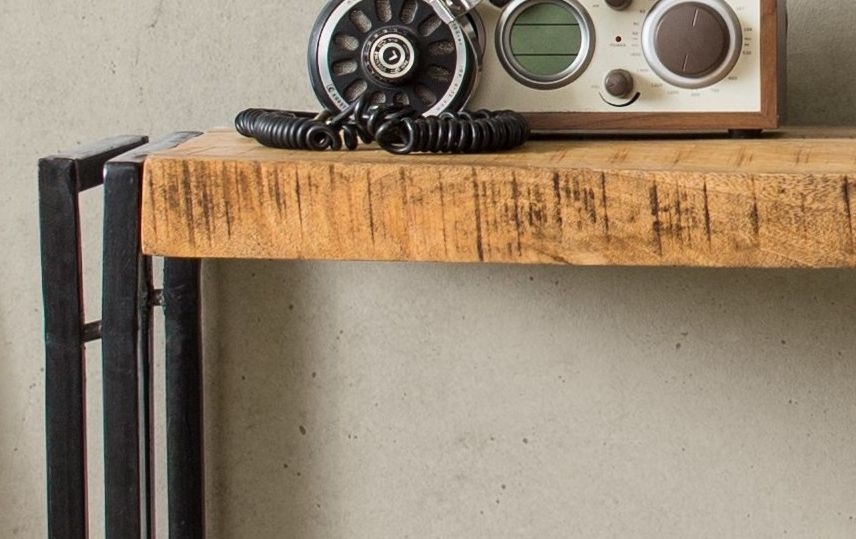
[164,258,205,538]
[39,135,149,539]
[102,132,201,539]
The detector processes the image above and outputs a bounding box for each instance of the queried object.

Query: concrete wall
[2,1,855,537]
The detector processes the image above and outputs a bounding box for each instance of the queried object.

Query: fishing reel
[236,0,528,154]
[308,0,490,116]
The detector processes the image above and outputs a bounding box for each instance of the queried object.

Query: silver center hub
[368,33,417,81]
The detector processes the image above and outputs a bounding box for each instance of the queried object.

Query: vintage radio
[307,0,787,134]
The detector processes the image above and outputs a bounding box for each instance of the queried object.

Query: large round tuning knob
[641,0,742,89]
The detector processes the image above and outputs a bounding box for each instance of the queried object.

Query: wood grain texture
[141,129,856,268]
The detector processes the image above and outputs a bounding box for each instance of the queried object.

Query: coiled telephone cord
[235,96,529,154]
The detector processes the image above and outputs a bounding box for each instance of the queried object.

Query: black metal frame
[164,259,205,538]
[39,132,205,538]
[39,135,148,539]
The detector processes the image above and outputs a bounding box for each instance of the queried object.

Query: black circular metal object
[308,0,481,115]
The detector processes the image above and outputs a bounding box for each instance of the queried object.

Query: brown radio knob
[604,69,635,98]
[655,3,729,77]
[605,0,632,9]
[642,0,742,89]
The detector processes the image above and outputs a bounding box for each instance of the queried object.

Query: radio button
[604,69,635,98]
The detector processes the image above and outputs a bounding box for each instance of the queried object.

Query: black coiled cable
[235,96,529,154]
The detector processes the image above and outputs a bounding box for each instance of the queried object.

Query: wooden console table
[40,128,856,538]
[143,129,856,268]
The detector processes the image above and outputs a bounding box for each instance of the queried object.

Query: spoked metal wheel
[309,0,482,115]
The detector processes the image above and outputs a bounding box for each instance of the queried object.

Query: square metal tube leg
[38,136,148,539]
[102,159,152,539]
[164,258,204,539]
[102,132,201,539]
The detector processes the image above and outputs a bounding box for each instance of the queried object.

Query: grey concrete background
[2,1,855,537]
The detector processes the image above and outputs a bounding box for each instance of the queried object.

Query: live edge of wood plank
[141,128,856,268]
